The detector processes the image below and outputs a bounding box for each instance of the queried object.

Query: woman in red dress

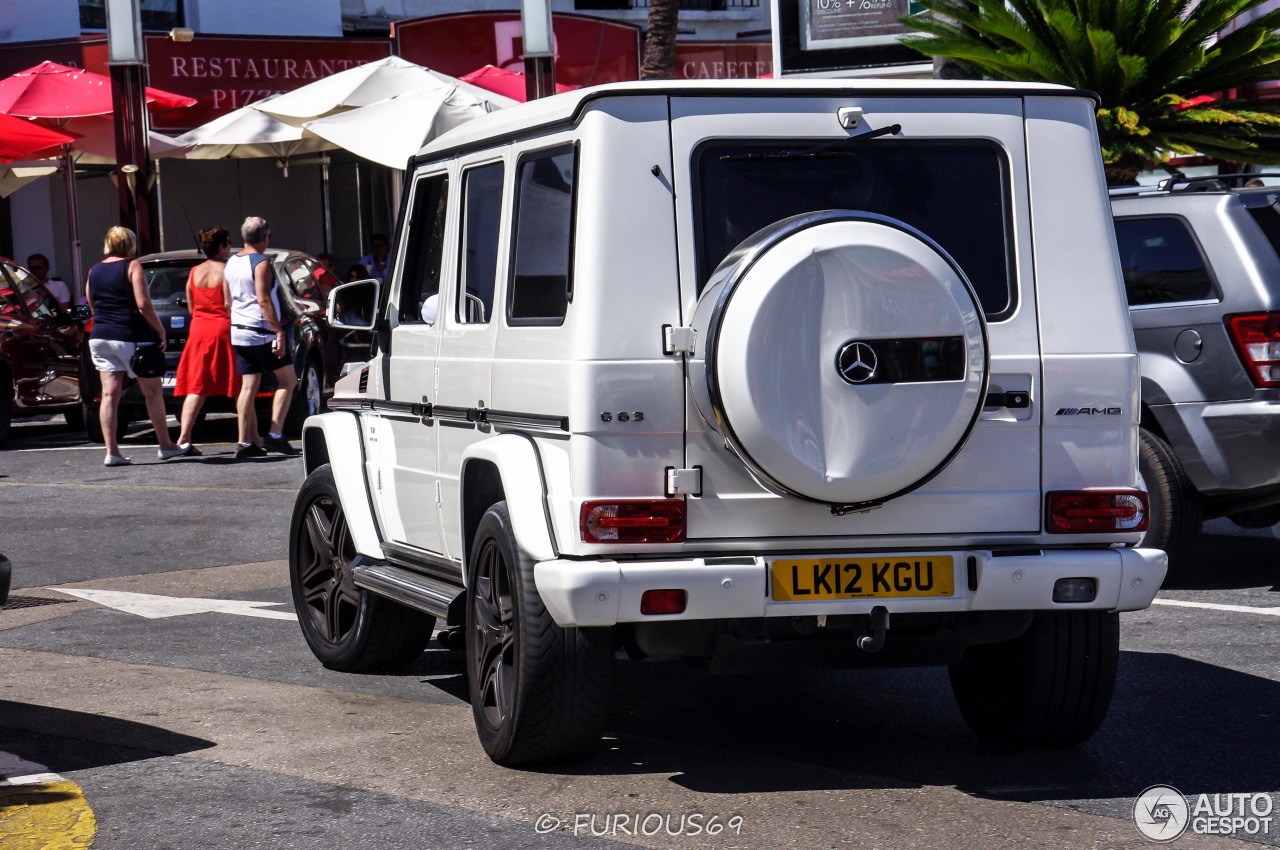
[174,226,241,451]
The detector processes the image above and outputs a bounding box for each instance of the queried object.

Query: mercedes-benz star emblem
[837,341,878,384]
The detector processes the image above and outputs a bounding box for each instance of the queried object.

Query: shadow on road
[1165,533,1280,592]
[0,700,214,774]
[519,648,1280,801]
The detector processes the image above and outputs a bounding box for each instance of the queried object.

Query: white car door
[433,153,507,561]
[371,169,452,559]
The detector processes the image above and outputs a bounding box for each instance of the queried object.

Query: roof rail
[1159,172,1280,192]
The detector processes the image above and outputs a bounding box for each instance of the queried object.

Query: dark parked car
[81,248,365,441]
[0,257,84,444]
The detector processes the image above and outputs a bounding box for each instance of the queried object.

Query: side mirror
[327,278,380,331]
[70,304,92,321]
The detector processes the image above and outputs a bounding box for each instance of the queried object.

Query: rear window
[1245,204,1280,261]
[144,262,199,308]
[695,140,1015,317]
[1113,216,1216,305]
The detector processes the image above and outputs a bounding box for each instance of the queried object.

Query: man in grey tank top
[227,216,298,457]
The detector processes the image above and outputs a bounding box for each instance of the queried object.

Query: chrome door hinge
[434,480,442,507]
[665,466,703,497]
[663,325,697,356]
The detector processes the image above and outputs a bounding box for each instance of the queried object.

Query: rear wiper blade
[719,123,903,161]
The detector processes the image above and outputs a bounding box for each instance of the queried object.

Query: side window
[285,258,320,301]
[509,148,576,325]
[1113,216,1216,305]
[398,173,450,325]
[0,265,24,317]
[457,163,505,325]
[5,262,58,319]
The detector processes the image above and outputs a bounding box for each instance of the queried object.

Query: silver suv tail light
[1227,312,1280,387]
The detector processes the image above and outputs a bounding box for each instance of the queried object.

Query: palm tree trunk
[931,0,981,80]
[642,0,680,80]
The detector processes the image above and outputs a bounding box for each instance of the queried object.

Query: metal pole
[154,158,166,252]
[525,56,555,101]
[321,153,332,255]
[62,146,83,299]
[110,62,157,254]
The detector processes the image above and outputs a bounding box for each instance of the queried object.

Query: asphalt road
[1,412,1277,849]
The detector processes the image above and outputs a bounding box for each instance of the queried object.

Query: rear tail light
[1047,490,1148,533]
[581,500,685,544]
[1227,312,1280,387]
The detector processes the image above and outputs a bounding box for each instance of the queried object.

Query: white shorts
[89,338,138,377]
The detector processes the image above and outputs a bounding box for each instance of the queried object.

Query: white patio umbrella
[302,87,501,170]
[257,56,515,124]
[173,94,336,166]
[0,163,58,198]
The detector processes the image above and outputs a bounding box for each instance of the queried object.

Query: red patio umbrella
[0,61,196,293]
[459,65,576,103]
[0,61,196,117]
[0,113,76,163]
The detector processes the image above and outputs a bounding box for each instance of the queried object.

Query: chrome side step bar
[351,559,462,619]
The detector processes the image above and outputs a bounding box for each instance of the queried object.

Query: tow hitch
[857,606,890,653]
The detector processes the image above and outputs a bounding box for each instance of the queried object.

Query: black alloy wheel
[296,488,361,650]
[289,464,433,671]
[470,528,516,736]
[465,502,612,765]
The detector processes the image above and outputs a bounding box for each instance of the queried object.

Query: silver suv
[1112,176,1280,574]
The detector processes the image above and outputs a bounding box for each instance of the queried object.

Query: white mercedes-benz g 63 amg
[291,80,1166,765]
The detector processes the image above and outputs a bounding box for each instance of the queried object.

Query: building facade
[0,1,773,278]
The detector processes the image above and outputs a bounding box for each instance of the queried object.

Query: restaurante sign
[145,35,391,131]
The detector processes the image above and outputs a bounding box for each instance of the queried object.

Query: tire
[63,403,85,432]
[0,553,10,607]
[285,358,324,437]
[1138,427,1202,580]
[466,501,612,765]
[0,372,12,447]
[949,610,1119,748]
[82,401,130,444]
[289,463,434,671]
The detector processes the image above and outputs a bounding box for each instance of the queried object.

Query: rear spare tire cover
[690,211,988,508]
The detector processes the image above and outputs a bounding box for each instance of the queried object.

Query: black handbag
[130,344,165,378]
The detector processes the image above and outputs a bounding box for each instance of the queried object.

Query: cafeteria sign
[802,0,928,50]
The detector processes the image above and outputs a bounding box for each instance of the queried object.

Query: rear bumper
[1156,398,1280,494]
[533,547,1167,627]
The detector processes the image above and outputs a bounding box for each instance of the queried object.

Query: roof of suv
[415,78,1087,162]
[136,248,306,266]
[1110,173,1280,201]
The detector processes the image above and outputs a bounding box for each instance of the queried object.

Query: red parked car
[0,257,84,444]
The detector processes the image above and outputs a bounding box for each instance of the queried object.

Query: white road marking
[1153,598,1280,616]
[51,588,296,620]
[0,753,61,786]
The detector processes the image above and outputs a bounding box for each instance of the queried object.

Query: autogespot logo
[837,341,878,384]
[1134,785,1190,842]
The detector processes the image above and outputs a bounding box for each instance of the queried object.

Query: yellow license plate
[770,556,955,601]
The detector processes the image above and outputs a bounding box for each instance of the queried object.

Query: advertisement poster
[801,0,926,50]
